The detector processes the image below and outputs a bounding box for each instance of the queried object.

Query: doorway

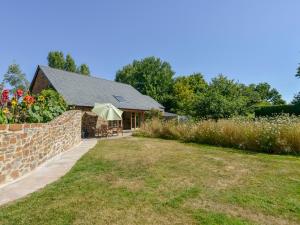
[123,111,131,130]
[122,111,143,130]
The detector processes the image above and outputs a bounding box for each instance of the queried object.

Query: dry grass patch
[136,117,300,154]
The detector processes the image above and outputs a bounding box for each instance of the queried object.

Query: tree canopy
[249,83,285,105]
[194,78,285,119]
[296,64,300,78]
[47,51,90,75]
[2,63,29,92]
[172,73,207,116]
[171,74,286,119]
[47,51,65,70]
[64,54,77,72]
[293,63,299,104]
[77,64,90,76]
[115,57,174,106]
[196,75,249,119]
[292,92,300,105]
[115,57,287,119]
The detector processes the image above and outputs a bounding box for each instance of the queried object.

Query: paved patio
[0,132,132,206]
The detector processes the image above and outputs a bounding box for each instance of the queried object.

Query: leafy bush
[134,116,300,154]
[27,89,67,123]
[0,88,67,124]
[255,104,300,117]
[144,108,163,120]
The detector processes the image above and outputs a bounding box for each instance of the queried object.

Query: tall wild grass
[134,116,300,154]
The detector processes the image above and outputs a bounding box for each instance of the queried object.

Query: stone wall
[0,110,82,185]
[74,106,108,137]
[81,111,107,137]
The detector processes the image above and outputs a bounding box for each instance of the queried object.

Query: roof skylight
[113,95,126,102]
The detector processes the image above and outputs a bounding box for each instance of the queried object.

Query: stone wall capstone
[0,110,82,185]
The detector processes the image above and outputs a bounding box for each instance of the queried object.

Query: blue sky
[1,0,299,102]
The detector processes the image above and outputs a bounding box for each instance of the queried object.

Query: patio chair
[118,124,123,136]
[100,124,112,138]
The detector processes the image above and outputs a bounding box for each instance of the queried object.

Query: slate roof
[164,112,178,117]
[33,65,164,111]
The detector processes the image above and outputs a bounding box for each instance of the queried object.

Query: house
[30,65,164,135]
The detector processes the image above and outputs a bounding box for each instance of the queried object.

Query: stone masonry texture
[0,110,82,185]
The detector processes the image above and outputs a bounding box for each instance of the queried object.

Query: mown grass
[0,137,299,225]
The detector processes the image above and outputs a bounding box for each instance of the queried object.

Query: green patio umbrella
[92,103,123,121]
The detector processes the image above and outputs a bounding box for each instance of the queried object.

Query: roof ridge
[38,65,132,87]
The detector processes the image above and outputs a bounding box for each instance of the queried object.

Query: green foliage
[249,82,285,105]
[26,89,67,123]
[115,57,286,119]
[47,51,65,70]
[135,116,300,154]
[47,51,90,75]
[169,74,286,119]
[0,110,7,124]
[2,63,29,92]
[77,64,90,76]
[172,73,207,116]
[115,57,174,106]
[296,63,300,78]
[196,75,249,119]
[184,77,285,119]
[292,92,300,105]
[254,104,300,117]
[64,54,77,72]
[144,108,163,120]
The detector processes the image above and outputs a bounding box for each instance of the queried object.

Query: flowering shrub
[134,115,300,154]
[0,88,67,124]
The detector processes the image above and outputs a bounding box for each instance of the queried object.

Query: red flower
[16,89,23,97]
[1,89,9,104]
[24,95,35,106]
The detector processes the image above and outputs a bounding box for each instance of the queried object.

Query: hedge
[255,104,300,117]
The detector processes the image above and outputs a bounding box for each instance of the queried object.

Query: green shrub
[255,104,300,117]
[144,108,163,120]
[27,89,67,123]
[134,116,300,154]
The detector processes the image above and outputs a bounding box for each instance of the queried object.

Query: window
[113,95,126,102]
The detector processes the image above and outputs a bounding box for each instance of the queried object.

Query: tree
[77,64,90,76]
[47,51,91,75]
[193,76,287,119]
[250,82,285,105]
[2,63,29,92]
[115,57,174,106]
[172,73,207,116]
[196,75,249,119]
[239,84,261,107]
[47,51,65,70]
[64,54,77,72]
[296,64,300,78]
[292,92,300,105]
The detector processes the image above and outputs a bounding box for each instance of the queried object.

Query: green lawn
[0,137,299,225]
